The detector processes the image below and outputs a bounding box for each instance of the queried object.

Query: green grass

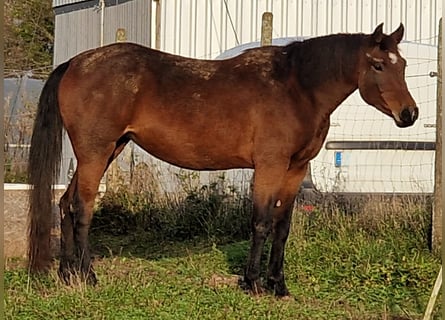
[5,198,441,320]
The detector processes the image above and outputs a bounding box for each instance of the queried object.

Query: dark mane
[283,33,367,89]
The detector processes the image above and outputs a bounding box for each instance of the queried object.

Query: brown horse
[28,23,417,296]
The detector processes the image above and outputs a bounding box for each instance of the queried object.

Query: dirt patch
[206,273,240,288]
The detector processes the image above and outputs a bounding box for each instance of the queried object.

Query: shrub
[92,174,252,243]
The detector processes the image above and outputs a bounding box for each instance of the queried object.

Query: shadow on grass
[89,226,277,287]
[89,186,255,274]
[89,229,243,261]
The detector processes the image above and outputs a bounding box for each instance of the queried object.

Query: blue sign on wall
[334,151,342,167]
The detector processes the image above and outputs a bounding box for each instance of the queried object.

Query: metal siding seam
[326,0,330,35]
[194,0,198,57]
[429,0,433,45]
[254,0,258,41]
[204,0,208,57]
[176,0,180,53]
[284,0,288,36]
[172,0,176,53]
[239,0,243,43]
[220,0,224,53]
[222,1,228,55]
[162,0,166,50]
[313,0,317,35]
[189,1,193,57]
[209,1,213,58]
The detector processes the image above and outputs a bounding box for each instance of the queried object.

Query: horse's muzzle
[396,106,418,128]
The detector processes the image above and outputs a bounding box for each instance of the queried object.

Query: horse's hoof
[239,277,265,296]
[84,272,98,286]
[58,262,97,286]
[267,278,291,298]
[57,269,70,285]
[58,268,78,285]
[274,286,290,298]
[250,281,266,296]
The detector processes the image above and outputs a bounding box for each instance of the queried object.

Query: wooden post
[432,18,442,254]
[422,266,442,320]
[115,28,127,42]
[260,12,273,46]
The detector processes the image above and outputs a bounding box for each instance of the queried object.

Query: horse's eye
[372,63,383,72]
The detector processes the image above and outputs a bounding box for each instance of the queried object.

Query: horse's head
[358,23,418,128]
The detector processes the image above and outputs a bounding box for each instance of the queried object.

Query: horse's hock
[5,184,63,258]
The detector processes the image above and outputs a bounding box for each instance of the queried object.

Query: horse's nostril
[400,107,418,123]
[400,108,412,122]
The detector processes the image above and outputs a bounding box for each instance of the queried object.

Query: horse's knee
[251,207,273,239]
[252,219,272,239]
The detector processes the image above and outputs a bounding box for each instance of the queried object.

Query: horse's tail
[28,61,70,273]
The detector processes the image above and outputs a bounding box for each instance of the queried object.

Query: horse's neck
[309,50,362,120]
[314,79,359,116]
[287,34,364,118]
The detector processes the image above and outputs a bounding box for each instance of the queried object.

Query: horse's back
[58,41,291,128]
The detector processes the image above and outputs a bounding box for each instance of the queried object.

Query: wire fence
[4,75,45,182]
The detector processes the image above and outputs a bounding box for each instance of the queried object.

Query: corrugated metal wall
[104,1,151,46]
[54,0,151,65]
[54,9,100,65]
[157,0,442,59]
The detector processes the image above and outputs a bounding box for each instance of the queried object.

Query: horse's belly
[131,132,253,171]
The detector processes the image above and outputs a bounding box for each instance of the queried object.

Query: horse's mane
[282,33,367,89]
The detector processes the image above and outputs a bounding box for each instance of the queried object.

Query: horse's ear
[390,23,404,44]
[371,23,384,44]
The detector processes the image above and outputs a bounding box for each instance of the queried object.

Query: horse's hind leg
[58,138,128,284]
[58,172,78,283]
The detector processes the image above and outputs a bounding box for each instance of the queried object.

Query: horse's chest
[294,118,330,162]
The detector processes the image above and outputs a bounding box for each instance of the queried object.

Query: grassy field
[5,189,442,319]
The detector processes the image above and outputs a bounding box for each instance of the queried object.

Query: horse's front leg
[265,204,293,297]
[244,201,273,295]
[266,164,308,297]
[244,163,289,295]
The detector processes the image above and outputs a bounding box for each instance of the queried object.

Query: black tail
[28,61,70,273]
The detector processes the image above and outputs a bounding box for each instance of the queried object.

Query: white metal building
[156,0,441,59]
